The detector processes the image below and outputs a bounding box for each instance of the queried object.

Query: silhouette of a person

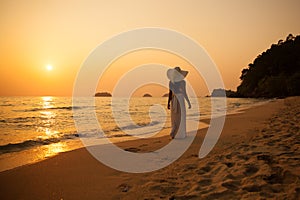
[167,67,191,139]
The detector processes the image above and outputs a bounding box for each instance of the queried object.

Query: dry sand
[0,97,299,199]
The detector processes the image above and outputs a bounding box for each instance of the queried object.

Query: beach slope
[1,97,299,199]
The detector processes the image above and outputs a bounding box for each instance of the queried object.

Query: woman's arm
[167,89,172,109]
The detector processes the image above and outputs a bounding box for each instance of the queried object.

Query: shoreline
[0,98,265,172]
[0,98,266,173]
[1,97,299,199]
[0,120,210,173]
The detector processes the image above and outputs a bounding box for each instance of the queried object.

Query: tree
[237,34,300,98]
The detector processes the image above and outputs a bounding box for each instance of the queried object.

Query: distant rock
[211,89,238,98]
[95,92,112,97]
[162,93,169,97]
[211,89,226,97]
[143,93,152,97]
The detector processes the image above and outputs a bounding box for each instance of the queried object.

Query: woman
[167,66,191,139]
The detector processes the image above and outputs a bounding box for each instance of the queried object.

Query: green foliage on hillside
[237,34,300,98]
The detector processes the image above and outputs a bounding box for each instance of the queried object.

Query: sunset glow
[0,0,299,96]
[46,65,53,71]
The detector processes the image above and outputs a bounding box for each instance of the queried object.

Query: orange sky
[1,0,300,96]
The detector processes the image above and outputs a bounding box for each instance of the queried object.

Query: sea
[0,96,268,171]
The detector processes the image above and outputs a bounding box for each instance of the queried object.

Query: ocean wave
[0,138,60,154]
[0,130,133,154]
[0,133,79,154]
[0,104,14,107]
[0,116,39,124]
[0,123,169,154]
[13,106,94,112]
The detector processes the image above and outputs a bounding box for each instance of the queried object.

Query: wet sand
[0,97,299,199]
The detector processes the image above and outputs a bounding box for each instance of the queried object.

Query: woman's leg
[175,95,186,139]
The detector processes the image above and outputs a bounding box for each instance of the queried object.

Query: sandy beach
[1,97,299,199]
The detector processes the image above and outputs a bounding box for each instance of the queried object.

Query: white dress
[169,80,187,139]
[171,93,186,138]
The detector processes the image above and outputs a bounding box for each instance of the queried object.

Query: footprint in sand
[257,154,274,164]
[237,154,250,161]
[262,166,285,184]
[243,164,259,176]
[223,162,234,168]
[183,164,198,171]
[225,154,232,159]
[197,178,212,186]
[262,170,297,186]
[225,173,244,180]
[204,189,236,199]
[221,180,240,191]
[139,144,148,147]
[124,147,141,152]
[154,179,167,183]
[150,184,179,196]
[196,165,212,175]
[169,195,199,200]
[118,183,130,192]
[242,184,262,192]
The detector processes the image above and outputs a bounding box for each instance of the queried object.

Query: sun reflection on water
[44,128,59,136]
[42,96,53,109]
[43,142,67,158]
[38,96,59,136]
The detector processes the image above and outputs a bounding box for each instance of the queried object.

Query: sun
[46,65,53,71]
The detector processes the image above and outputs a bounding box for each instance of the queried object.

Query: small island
[211,89,238,98]
[94,92,112,97]
[143,93,152,97]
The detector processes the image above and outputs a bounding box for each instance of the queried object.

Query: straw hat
[167,66,188,82]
